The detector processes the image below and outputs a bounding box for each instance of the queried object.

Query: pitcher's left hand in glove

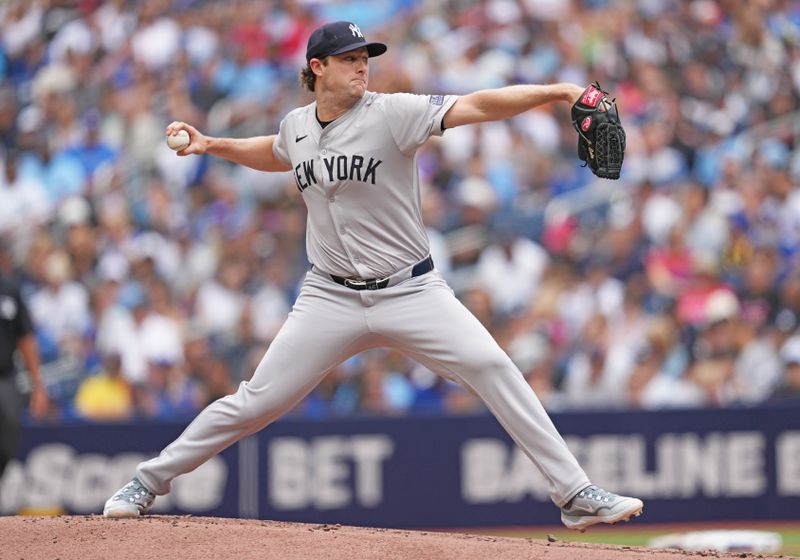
[571,82,625,180]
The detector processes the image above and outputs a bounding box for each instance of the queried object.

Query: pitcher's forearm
[206,135,290,172]
[444,83,583,128]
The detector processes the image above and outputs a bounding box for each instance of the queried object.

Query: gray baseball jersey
[273,91,453,279]
[133,91,590,511]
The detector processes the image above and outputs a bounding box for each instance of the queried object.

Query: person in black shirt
[0,240,48,481]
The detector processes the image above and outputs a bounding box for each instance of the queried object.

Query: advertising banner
[2,407,799,527]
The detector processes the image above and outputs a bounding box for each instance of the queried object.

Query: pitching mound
[2,515,790,560]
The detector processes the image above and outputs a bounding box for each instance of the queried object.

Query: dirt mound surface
[1,515,790,560]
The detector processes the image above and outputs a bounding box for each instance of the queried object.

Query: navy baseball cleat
[103,478,156,518]
[560,484,644,531]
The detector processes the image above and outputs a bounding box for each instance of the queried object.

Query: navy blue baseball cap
[305,21,387,62]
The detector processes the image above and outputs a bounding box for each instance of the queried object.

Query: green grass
[780,532,800,557]
[476,524,800,557]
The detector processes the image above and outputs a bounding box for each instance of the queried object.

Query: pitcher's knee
[460,353,519,380]
[219,381,296,427]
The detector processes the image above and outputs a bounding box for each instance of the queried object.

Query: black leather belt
[331,256,434,291]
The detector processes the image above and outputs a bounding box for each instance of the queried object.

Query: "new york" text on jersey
[294,154,383,192]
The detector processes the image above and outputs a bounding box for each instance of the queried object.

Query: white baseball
[166,129,190,151]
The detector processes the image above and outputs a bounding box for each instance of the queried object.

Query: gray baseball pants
[136,269,590,507]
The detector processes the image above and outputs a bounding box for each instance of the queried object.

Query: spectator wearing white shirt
[129,2,181,72]
[0,150,52,242]
[723,317,782,405]
[560,313,633,411]
[194,256,249,338]
[95,281,184,385]
[29,249,90,350]
[474,223,549,317]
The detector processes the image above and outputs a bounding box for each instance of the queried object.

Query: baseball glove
[571,82,625,180]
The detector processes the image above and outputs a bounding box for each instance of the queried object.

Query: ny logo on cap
[349,23,363,38]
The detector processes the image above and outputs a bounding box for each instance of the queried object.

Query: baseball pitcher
[104,21,641,531]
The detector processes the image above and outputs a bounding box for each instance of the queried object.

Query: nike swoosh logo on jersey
[295,134,308,142]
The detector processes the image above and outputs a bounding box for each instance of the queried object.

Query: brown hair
[299,57,328,92]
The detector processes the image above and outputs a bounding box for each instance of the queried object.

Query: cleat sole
[562,502,644,531]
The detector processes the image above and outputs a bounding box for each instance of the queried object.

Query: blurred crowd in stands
[1,0,800,422]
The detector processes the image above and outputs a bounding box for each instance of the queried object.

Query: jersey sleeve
[383,93,459,155]
[272,117,291,166]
